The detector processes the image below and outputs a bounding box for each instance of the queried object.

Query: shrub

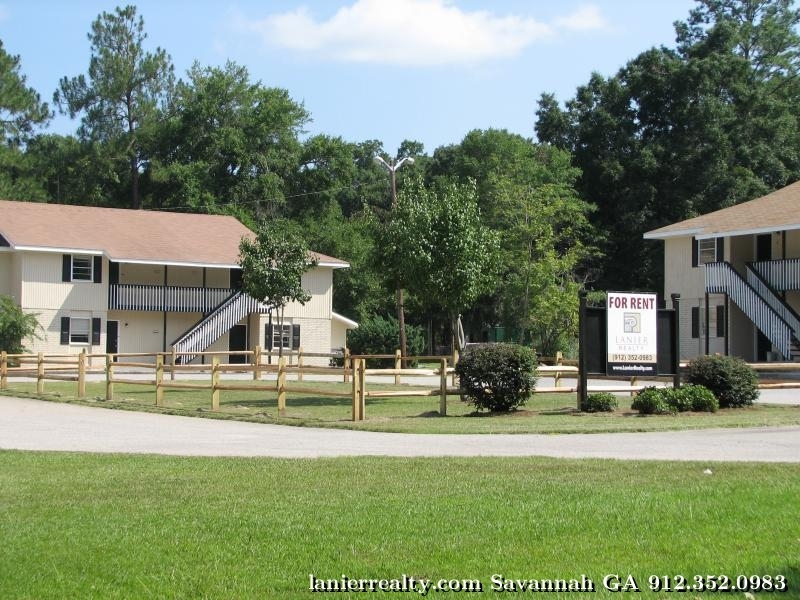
[631,387,674,415]
[346,315,425,368]
[456,343,537,412]
[581,392,618,413]
[632,384,719,414]
[687,355,759,408]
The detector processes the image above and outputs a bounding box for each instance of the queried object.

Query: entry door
[229,324,248,364]
[106,320,119,356]
[756,234,772,262]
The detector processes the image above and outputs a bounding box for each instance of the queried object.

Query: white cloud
[245,0,563,67]
[553,4,610,32]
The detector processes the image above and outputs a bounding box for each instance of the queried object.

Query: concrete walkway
[1,396,798,462]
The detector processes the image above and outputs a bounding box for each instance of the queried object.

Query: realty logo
[623,313,641,333]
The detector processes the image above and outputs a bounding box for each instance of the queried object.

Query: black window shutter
[691,238,698,267]
[265,324,273,348]
[716,305,725,338]
[93,256,102,283]
[60,317,70,345]
[292,324,301,350]
[716,237,724,262]
[691,307,700,339]
[91,318,101,345]
[62,255,71,282]
[109,261,120,284]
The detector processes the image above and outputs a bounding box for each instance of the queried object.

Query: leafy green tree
[55,5,174,209]
[378,176,500,356]
[0,295,41,354]
[151,61,308,220]
[0,40,51,200]
[238,220,318,357]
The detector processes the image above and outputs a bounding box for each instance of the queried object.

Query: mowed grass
[0,451,798,599]
[2,378,800,434]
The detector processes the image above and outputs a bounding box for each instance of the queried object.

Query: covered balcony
[108,284,235,312]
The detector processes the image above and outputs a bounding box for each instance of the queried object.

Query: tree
[238,220,318,357]
[0,295,41,354]
[0,40,51,200]
[150,61,308,220]
[0,40,50,144]
[377,175,500,356]
[55,5,174,209]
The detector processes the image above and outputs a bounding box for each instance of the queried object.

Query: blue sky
[1,0,696,155]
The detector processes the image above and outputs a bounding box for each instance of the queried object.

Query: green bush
[671,384,719,412]
[686,355,759,408]
[346,315,425,367]
[581,392,618,413]
[632,384,719,414]
[456,343,537,412]
[631,387,674,415]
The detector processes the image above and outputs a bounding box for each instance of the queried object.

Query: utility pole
[374,154,415,362]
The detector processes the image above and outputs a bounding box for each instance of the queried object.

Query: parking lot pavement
[1,395,798,462]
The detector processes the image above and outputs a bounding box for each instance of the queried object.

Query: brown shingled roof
[644,180,800,240]
[0,200,348,268]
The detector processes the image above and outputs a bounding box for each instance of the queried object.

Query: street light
[374,154,415,362]
[374,155,414,207]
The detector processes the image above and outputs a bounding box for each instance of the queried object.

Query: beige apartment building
[0,200,355,364]
[645,181,800,362]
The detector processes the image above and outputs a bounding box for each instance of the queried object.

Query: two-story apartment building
[644,181,800,362]
[0,200,355,364]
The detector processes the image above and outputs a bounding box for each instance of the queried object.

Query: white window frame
[271,324,292,350]
[70,317,91,344]
[71,255,94,281]
[697,239,717,265]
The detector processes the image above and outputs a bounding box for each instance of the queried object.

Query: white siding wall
[20,252,107,312]
[0,252,12,297]
[256,314,331,366]
[283,268,333,320]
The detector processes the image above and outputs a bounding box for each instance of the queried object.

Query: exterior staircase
[171,290,268,364]
[705,261,800,360]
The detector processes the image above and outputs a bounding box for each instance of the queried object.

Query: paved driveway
[1,396,798,462]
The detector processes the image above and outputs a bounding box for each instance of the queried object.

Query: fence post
[170,348,176,381]
[78,350,86,397]
[351,358,365,421]
[277,356,287,417]
[343,348,350,384]
[351,358,360,421]
[210,356,220,411]
[394,349,401,385]
[253,345,261,381]
[358,358,366,420]
[1,351,7,390]
[106,354,114,401]
[37,352,44,395]
[439,357,447,416]
[297,346,304,382]
[155,354,165,407]
[556,351,563,365]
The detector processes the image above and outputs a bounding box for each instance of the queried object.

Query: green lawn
[2,378,799,434]
[0,451,797,599]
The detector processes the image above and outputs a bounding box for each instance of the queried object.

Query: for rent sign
[606,292,658,376]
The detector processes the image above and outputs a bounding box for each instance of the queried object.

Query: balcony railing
[751,258,800,291]
[108,284,235,313]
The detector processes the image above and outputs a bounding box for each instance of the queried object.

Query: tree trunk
[131,156,140,209]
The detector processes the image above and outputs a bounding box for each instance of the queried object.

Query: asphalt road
[1,396,798,462]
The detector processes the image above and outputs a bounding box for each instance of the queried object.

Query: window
[71,256,93,281]
[62,254,102,283]
[70,318,91,344]
[692,237,724,266]
[265,323,300,350]
[60,316,101,345]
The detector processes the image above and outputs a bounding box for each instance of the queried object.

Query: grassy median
[2,378,799,433]
[0,451,797,599]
